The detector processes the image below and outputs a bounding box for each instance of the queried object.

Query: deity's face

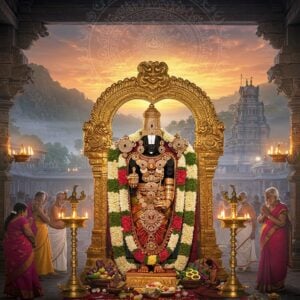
[143,135,161,155]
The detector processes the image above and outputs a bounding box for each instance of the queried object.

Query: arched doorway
[83,61,225,276]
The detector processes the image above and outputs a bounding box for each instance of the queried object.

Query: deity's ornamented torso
[107,104,197,273]
[123,141,176,256]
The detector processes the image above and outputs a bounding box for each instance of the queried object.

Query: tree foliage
[44,142,69,169]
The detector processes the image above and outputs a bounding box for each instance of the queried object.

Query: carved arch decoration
[83,61,225,277]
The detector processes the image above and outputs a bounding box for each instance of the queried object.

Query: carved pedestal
[126,270,177,292]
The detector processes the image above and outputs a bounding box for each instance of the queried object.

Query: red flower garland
[118,168,128,185]
[172,215,183,231]
[176,169,187,185]
[133,249,145,263]
[121,215,132,232]
[159,248,170,262]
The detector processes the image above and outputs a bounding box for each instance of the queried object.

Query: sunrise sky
[25,24,277,121]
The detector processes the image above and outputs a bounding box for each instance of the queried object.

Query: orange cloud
[25,24,277,103]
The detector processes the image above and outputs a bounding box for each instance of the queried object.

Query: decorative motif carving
[137,61,170,90]
[17,21,49,50]
[256,21,285,50]
[268,64,300,98]
[84,121,112,153]
[0,49,32,99]
[196,121,224,152]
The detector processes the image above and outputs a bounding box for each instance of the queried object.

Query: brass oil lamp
[267,143,289,163]
[8,143,34,162]
[218,185,250,298]
[58,185,88,299]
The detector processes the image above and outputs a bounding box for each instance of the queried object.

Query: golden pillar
[195,121,226,280]
[84,121,112,269]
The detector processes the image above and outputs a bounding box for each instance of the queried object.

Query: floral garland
[107,129,197,274]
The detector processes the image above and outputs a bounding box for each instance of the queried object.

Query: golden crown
[141,104,162,137]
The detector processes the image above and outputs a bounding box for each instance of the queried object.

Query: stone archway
[83,61,225,276]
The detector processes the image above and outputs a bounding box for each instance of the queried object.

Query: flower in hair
[11,211,17,215]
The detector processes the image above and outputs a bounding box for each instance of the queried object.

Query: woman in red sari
[256,187,291,293]
[3,202,43,299]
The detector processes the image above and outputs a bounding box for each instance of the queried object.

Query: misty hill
[11,64,93,122]
[10,64,142,150]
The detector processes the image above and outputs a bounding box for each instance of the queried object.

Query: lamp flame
[267,143,289,163]
[244,213,250,219]
[218,210,225,219]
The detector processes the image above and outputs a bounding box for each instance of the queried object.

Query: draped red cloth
[3,216,43,299]
[256,202,290,293]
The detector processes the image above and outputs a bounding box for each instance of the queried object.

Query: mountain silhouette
[10,64,142,150]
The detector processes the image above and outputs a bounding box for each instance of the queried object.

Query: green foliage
[184,211,195,226]
[185,152,196,165]
[108,148,120,162]
[112,246,124,258]
[68,152,87,168]
[44,142,69,169]
[178,243,190,256]
[185,179,197,192]
[109,212,121,227]
[108,179,119,193]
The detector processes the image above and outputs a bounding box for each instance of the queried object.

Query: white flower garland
[107,129,197,273]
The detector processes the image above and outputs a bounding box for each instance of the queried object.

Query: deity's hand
[127,167,139,188]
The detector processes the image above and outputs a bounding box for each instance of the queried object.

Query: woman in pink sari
[256,187,291,293]
[3,202,43,299]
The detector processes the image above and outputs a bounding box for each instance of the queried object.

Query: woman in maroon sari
[3,202,43,299]
[256,187,291,293]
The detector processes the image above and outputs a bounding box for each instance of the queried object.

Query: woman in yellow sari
[32,191,55,276]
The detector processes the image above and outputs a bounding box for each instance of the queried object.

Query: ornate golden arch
[83,61,225,277]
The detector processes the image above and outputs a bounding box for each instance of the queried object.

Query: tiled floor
[1,262,300,299]
[1,237,300,300]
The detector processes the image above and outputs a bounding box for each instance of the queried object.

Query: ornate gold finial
[137,61,170,90]
[141,103,162,137]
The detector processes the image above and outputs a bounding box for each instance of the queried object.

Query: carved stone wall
[84,61,226,277]
[266,24,300,270]
[0,22,47,244]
